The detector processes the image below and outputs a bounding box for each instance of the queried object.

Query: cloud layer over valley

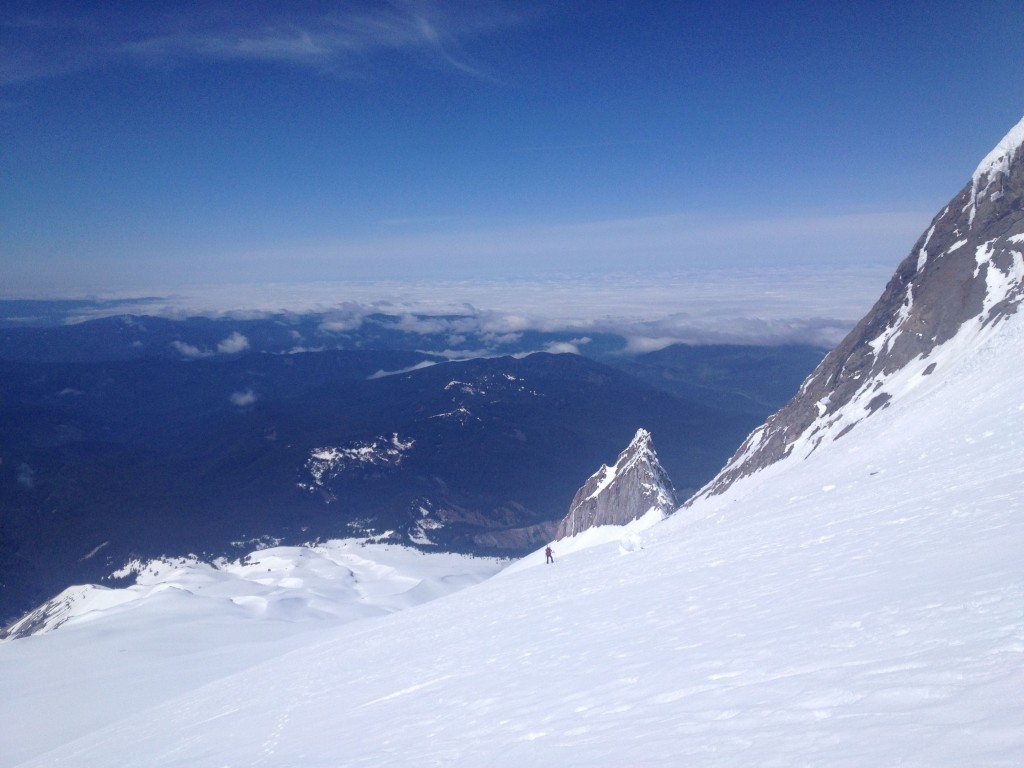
[11,268,891,351]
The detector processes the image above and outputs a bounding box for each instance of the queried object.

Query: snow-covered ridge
[695,115,1024,500]
[585,428,656,501]
[776,306,990,464]
[2,540,504,642]
[967,114,1024,227]
[972,114,1024,189]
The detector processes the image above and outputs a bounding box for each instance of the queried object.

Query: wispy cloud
[1,2,521,85]
[367,360,439,379]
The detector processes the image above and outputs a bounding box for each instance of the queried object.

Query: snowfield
[0,544,505,766]
[2,313,1024,766]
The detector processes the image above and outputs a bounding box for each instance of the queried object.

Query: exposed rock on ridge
[693,115,1024,501]
[556,429,677,539]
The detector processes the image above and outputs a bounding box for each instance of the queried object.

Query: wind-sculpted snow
[3,305,1022,766]
[1,541,502,643]
[695,115,1024,500]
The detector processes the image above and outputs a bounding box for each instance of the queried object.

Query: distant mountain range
[0,309,825,623]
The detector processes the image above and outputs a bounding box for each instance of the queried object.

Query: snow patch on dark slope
[694,115,1024,500]
[299,433,415,498]
[556,428,677,539]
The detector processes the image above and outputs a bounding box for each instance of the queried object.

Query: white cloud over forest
[171,340,212,359]
[229,389,258,407]
[544,341,583,355]
[217,332,250,354]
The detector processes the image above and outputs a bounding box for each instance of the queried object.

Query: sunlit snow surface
[4,311,1024,766]
[0,544,505,766]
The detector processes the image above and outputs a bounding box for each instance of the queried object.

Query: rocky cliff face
[556,429,677,539]
[692,116,1024,501]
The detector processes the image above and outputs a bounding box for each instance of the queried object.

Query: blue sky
[2,0,1024,295]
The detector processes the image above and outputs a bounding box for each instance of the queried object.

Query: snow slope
[3,540,504,640]
[3,295,1022,766]
[0,543,504,766]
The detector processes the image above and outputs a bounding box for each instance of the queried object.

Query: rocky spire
[692,115,1024,502]
[556,428,677,539]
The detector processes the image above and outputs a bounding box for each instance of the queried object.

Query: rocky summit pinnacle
[692,115,1024,502]
[556,428,678,539]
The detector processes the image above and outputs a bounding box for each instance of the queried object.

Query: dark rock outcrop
[556,429,678,539]
[693,115,1024,501]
